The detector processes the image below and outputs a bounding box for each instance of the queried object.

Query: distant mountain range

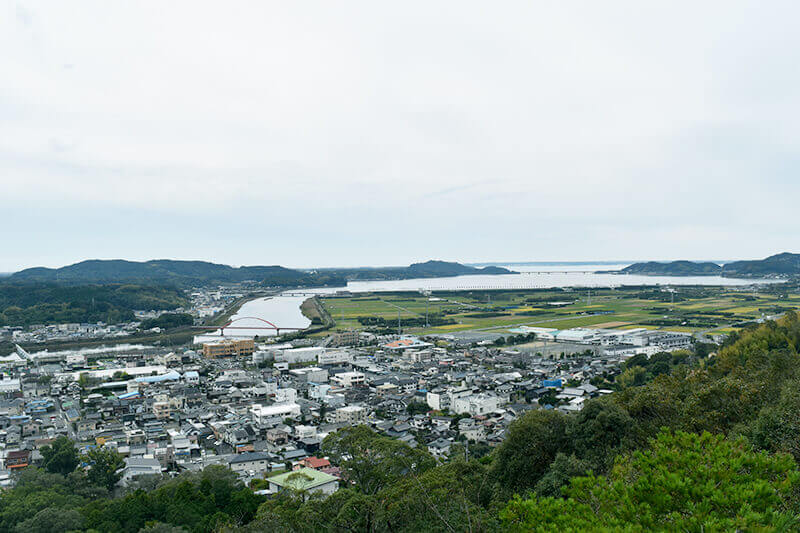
[8,259,515,287]
[9,253,798,286]
[9,260,326,286]
[617,253,800,278]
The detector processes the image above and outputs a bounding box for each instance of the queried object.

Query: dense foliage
[501,430,800,531]
[0,459,261,533]
[139,313,194,330]
[0,282,188,326]
[83,466,262,532]
[356,316,455,328]
[4,313,800,531]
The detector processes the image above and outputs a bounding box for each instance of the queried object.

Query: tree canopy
[501,430,800,532]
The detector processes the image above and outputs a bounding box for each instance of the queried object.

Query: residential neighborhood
[0,322,693,494]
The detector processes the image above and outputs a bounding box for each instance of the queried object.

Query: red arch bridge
[193,316,307,336]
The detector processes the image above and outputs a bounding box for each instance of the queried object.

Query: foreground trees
[501,430,800,531]
[85,447,125,491]
[40,436,80,476]
[321,425,436,496]
[83,466,262,533]
[490,409,570,498]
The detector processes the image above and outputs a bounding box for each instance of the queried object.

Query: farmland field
[319,284,800,339]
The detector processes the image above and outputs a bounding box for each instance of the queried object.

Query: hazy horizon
[1,255,780,275]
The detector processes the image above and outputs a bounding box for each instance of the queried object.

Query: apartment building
[201,339,255,358]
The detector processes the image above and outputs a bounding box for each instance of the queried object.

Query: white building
[56,365,168,382]
[602,345,662,358]
[555,328,599,344]
[276,347,324,364]
[294,425,317,439]
[650,332,693,351]
[426,390,449,411]
[250,403,301,425]
[0,378,21,395]
[451,394,501,416]
[318,350,352,365]
[335,405,367,425]
[290,367,328,383]
[118,456,162,487]
[274,388,298,404]
[309,383,331,400]
[330,371,365,388]
[599,328,649,346]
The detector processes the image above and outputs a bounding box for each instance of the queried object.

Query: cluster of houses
[0,322,141,345]
[0,329,676,495]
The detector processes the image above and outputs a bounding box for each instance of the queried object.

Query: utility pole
[398,310,401,335]
[425,298,430,328]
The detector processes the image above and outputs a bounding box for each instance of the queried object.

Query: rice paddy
[320,284,800,338]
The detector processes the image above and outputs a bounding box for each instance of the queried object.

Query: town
[0,303,699,496]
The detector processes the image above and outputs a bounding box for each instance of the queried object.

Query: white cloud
[1,1,799,270]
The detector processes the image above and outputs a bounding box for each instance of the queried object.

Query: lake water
[311,263,768,293]
[205,262,776,338]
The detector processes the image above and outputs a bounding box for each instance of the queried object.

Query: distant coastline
[596,252,800,278]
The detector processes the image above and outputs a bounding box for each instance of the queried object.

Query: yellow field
[726,306,762,314]
[708,327,738,334]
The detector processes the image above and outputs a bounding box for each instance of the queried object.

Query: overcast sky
[2,1,798,271]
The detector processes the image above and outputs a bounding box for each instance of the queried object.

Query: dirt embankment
[301,296,334,327]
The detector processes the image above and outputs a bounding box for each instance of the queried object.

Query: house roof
[301,456,330,469]
[229,451,271,464]
[125,457,161,469]
[269,467,338,490]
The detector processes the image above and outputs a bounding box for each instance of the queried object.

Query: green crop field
[319,285,800,338]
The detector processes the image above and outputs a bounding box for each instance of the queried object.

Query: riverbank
[300,296,334,327]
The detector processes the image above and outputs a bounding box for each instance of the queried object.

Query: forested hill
[0,283,187,326]
[9,259,514,287]
[618,252,800,277]
[10,260,344,287]
[618,260,723,276]
[319,260,515,281]
[724,252,800,277]
[407,260,513,276]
